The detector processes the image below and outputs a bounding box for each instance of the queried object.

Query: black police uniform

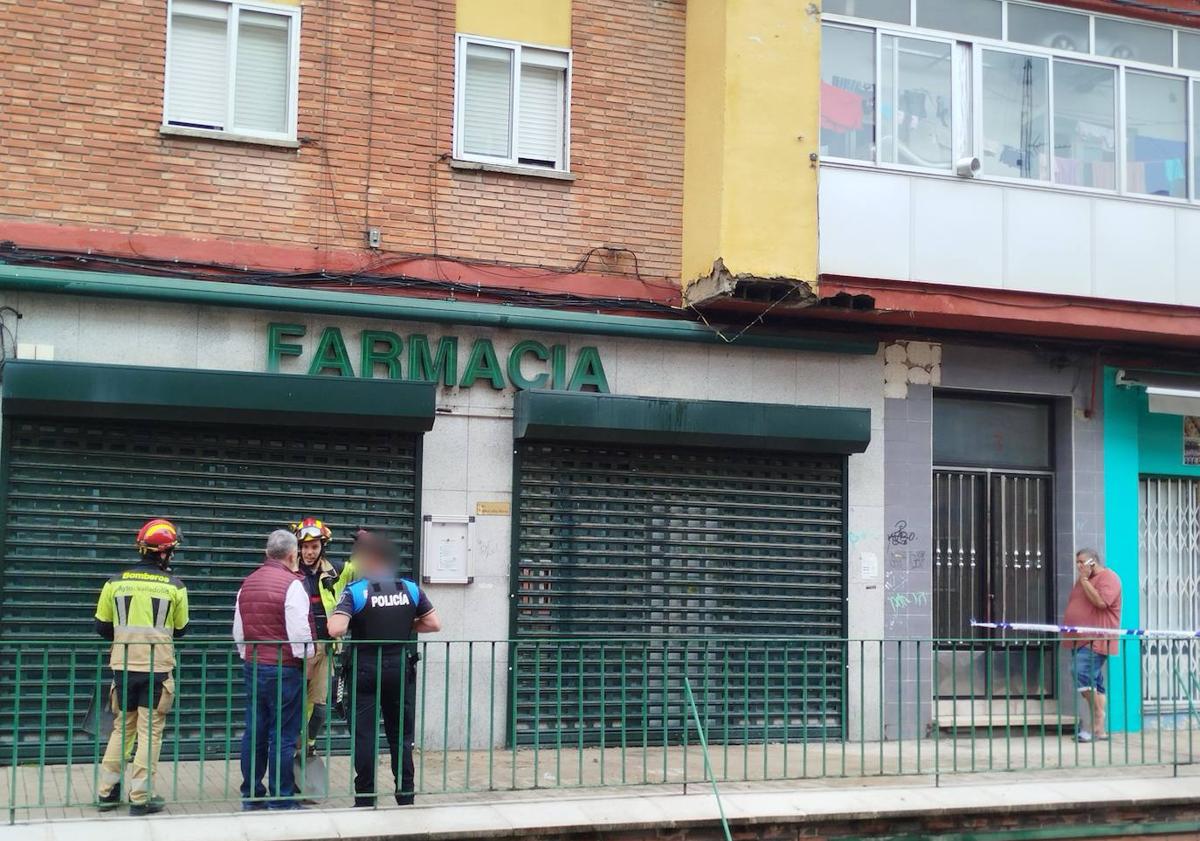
[332,575,433,807]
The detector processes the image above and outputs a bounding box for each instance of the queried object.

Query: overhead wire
[0,247,684,315]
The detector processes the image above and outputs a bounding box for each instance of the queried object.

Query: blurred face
[299,540,323,566]
[357,548,389,577]
[355,542,393,580]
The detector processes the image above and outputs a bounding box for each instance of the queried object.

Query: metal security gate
[933,469,1054,698]
[1139,477,1200,710]
[0,415,419,761]
[512,441,847,746]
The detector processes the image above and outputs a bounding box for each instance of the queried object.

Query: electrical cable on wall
[689,284,810,345]
[0,242,679,295]
[0,247,831,346]
[0,246,681,316]
[0,305,23,375]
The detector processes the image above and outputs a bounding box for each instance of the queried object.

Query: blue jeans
[1071,646,1107,694]
[240,662,304,809]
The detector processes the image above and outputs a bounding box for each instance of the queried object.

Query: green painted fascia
[513,389,872,454]
[0,264,879,355]
[2,359,436,431]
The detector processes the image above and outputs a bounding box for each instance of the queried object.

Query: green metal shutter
[512,441,847,747]
[0,415,419,761]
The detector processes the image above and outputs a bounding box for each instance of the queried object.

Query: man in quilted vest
[233,530,315,810]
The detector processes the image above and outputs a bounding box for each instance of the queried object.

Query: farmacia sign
[267,323,609,392]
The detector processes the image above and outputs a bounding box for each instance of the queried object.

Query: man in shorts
[1062,548,1121,743]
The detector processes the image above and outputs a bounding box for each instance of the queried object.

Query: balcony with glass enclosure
[818,0,1200,308]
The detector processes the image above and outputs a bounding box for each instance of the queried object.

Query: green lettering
[567,346,610,393]
[506,339,550,390]
[460,338,506,389]
[307,327,354,377]
[266,322,305,372]
[360,330,403,379]
[550,344,568,389]
[408,335,458,386]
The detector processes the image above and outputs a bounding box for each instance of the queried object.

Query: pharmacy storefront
[0,264,884,757]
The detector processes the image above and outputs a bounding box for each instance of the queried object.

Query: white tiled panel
[820,165,1200,306]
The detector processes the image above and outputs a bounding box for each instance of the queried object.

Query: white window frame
[452,33,573,173]
[877,29,959,173]
[821,0,1199,206]
[162,0,301,144]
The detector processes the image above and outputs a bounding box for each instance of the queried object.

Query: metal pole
[683,677,733,841]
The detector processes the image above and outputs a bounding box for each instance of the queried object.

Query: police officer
[327,529,440,807]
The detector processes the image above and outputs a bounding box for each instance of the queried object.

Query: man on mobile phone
[1062,549,1122,743]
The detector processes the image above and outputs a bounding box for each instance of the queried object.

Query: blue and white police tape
[970,620,1200,639]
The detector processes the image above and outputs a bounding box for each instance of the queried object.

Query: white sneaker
[1076,730,1093,743]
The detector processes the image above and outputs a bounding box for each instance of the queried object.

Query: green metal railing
[1,636,1197,822]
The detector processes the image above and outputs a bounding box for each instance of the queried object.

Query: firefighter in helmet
[95,518,190,815]
[291,517,355,754]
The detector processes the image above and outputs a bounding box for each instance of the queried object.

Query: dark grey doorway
[931,396,1056,703]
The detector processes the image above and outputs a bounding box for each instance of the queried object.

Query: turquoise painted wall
[1140,407,1200,479]
[1102,367,1200,732]
[1103,368,1140,732]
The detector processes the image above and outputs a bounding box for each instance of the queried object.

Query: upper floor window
[822,0,1199,203]
[454,35,571,172]
[164,0,299,141]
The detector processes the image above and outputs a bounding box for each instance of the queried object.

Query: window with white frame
[165,0,299,140]
[454,35,570,171]
[821,0,1200,202]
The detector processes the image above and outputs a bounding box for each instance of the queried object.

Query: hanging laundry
[1135,160,1171,196]
[999,145,1024,169]
[1054,156,1079,185]
[1074,120,1116,151]
[1092,160,1116,190]
[1128,162,1147,193]
[1164,157,1186,186]
[821,81,864,132]
[1132,135,1186,196]
[831,75,873,96]
[1133,135,1186,164]
[900,90,928,120]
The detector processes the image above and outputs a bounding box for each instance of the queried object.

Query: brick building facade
[2,0,685,287]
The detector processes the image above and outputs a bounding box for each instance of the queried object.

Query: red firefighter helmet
[136,518,181,555]
[292,517,332,546]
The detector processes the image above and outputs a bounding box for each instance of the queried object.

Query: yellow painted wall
[456,0,571,48]
[680,0,728,284]
[681,0,821,290]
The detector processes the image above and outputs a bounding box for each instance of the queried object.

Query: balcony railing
[1,637,1197,822]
